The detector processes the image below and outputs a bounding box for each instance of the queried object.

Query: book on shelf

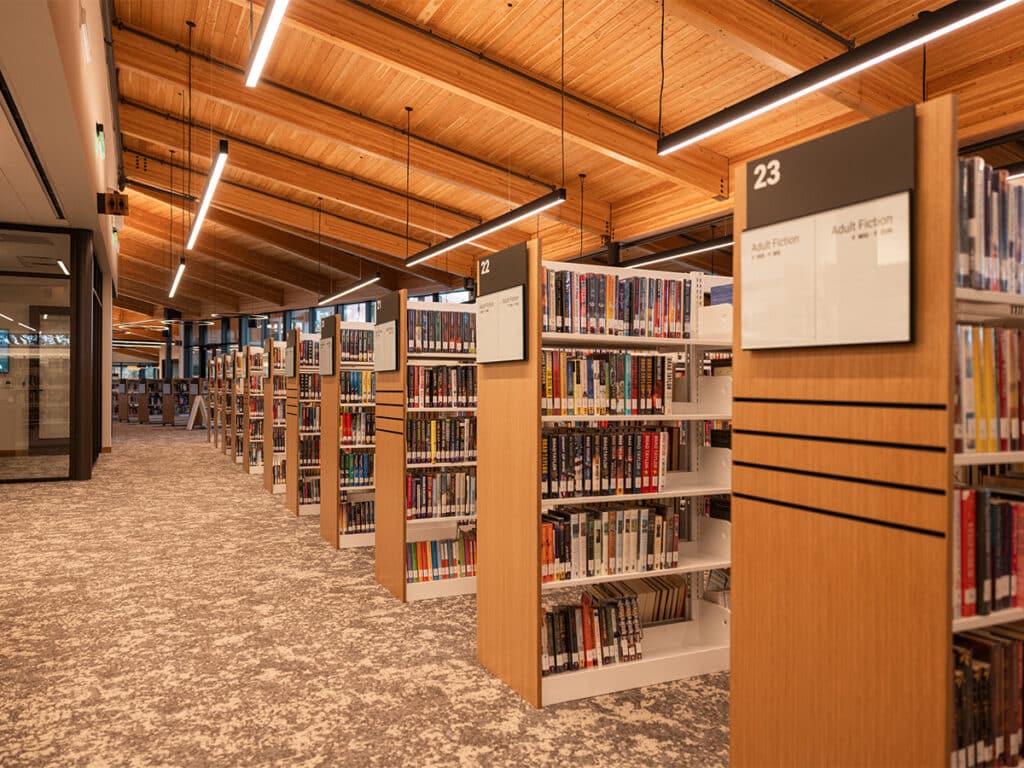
[954,488,1024,619]
[541,503,681,583]
[340,412,375,445]
[957,155,1024,292]
[299,435,321,466]
[541,350,672,416]
[339,328,373,362]
[541,426,691,499]
[542,266,691,338]
[341,499,375,534]
[272,425,286,453]
[407,307,476,354]
[272,399,286,422]
[341,370,375,404]
[338,451,373,487]
[299,473,321,504]
[404,526,477,583]
[542,591,645,676]
[405,468,476,520]
[407,364,477,408]
[298,338,320,368]
[955,325,1022,454]
[299,373,322,400]
[299,402,321,431]
[953,625,1024,767]
[405,415,477,464]
[271,461,286,486]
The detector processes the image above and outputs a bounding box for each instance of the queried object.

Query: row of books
[953,626,1024,767]
[298,403,321,432]
[272,375,286,396]
[954,488,1024,618]
[297,339,320,367]
[542,592,644,676]
[541,506,681,582]
[541,428,679,499]
[339,328,373,362]
[249,399,264,417]
[405,469,477,520]
[405,416,477,464]
[299,373,321,400]
[407,309,476,354]
[340,500,375,534]
[248,420,263,442]
[299,474,321,505]
[272,400,285,422]
[957,155,1024,293]
[541,350,670,416]
[271,425,285,453]
[340,370,375,404]
[956,326,1023,453]
[271,461,285,485]
[407,364,477,409]
[248,374,263,395]
[173,393,190,417]
[299,435,320,466]
[248,443,263,466]
[340,412,375,445]
[338,451,374,488]
[247,348,262,372]
[542,268,692,338]
[404,528,477,582]
[271,344,285,370]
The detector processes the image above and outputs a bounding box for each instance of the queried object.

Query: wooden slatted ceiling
[110,0,1024,319]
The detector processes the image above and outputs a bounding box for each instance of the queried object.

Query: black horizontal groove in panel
[376,389,403,394]
[376,415,404,421]
[734,396,946,411]
[734,428,946,452]
[733,460,946,496]
[733,492,945,538]
[376,428,404,436]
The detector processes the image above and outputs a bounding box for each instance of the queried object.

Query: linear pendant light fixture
[624,236,733,269]
[405,189,567,267]
[186,139,229,250]
[56,259,69,275]
[319,272,382,306]
[168,257,186,298]
[657,0,1024,155]
[245,0,290,87]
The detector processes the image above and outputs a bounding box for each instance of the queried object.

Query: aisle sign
[320,316,336,376]
[285,345,296,378]
[476,242,528,364]
[741,105,915,350]
[374,292,400,372]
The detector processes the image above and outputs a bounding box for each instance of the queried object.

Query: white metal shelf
[340,484,374,491]
[541,555,731,591]
[541,411,730,423]
[406,460,477,469]
[406,515,477,527]
[542,480,730,510]
[339,402,375,408]
[407,406,478,413]
[954,451,1024,466]
[407,351,477,360]
[338,532,374,549]
[339,443,375,449]
[406,575,477,602]
[953,607,1024,632]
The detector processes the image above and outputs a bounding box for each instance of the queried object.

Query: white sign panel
[319,337,334,376]
[477,285,525,364]
[741,191,911,350]
[374,321,397,372]
[285,346,296,378]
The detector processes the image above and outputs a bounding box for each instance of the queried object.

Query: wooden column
[730,96,956,766]
[285,329,300,515]
[320,316,341,546]
[476,240,543,707]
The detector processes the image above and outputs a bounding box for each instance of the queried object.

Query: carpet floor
[0,424,729,767]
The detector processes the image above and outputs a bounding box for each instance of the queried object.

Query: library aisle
[0,424,728,767]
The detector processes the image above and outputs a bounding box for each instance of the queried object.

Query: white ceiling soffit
[0,82,62,224]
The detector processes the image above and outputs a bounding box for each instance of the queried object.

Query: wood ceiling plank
[270,0,728,196]
[117,276,203,316]
[667,0,920,117]
[112,27,610,235]
[119,258,242,310]
[113,295,158,316]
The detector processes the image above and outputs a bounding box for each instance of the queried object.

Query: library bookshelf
[231,350,245,465]
[221,353,233,457]
[243,346,264,475]
[205,359,215,442]
[263,340,287,494]
[319,316,377,550]
[730,97,956,766]
[285,330,321,516]
[375,293,479,602]
[171,378,193,427]
[476,241,733,707]
[214,354,226,449]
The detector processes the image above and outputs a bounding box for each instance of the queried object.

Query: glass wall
[314,305,336,332]
[0,232,72,481]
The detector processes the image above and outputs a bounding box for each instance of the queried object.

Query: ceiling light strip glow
[244,0,291,87]
[57,259,70,275]
[0,313,13,322]
[624,237,733,269]
[17,322,36,332]
[405,189,566,268]
[168,258,186,299]
[657,0,1024,155]
[1005,161,1024,181]
[319,273,381,305]
[186,140,229,250]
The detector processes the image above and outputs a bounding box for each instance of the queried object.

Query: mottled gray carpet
[0,424,729,767]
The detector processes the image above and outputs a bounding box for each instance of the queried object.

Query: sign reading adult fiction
[374,292,400,373]
[741,105,915,350]
[476,242,528,364]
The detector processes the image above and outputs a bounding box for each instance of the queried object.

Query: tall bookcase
[214,354,226,449]
[285,330,321,515]
[221,353,234,456]
[243,346,264,475]
[231,350,245,465]
[263,339,287,494]
[375,293,479,602]
[730,97,955,766]
[205,359,215,443]
[320,316,377,549]
[475,242,732,706]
